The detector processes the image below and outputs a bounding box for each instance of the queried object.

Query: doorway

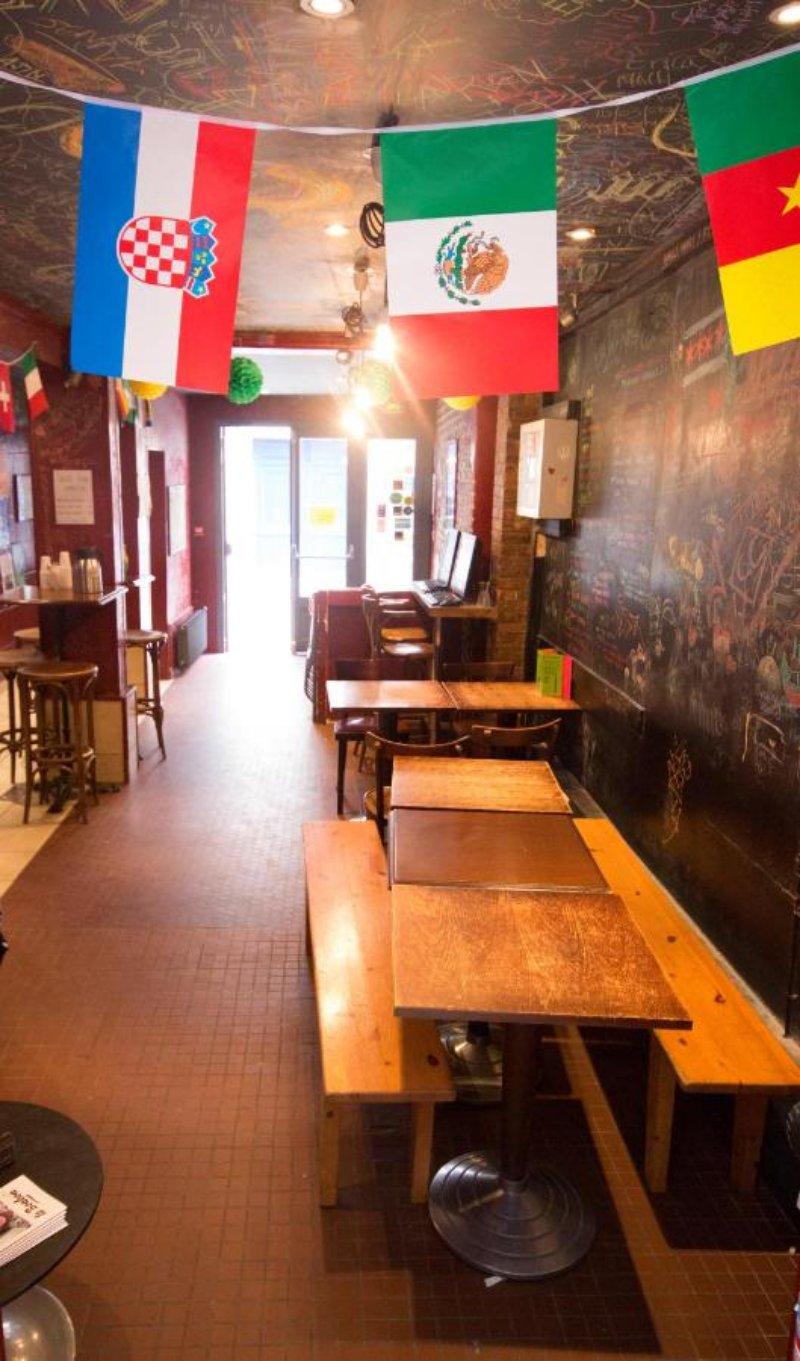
[222,425,292,654]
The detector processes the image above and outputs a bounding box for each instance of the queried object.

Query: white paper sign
[53,470,94,526]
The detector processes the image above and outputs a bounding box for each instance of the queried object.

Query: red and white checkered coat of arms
[116,214,217,297]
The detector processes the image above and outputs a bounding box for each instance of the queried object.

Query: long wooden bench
[303,819,455,1206]
[576,817,800,1193]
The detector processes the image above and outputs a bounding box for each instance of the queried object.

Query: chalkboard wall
[543,248,800,1026]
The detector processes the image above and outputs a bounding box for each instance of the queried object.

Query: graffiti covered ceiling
[0,1,795,341]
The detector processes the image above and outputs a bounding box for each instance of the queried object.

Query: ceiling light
[769,3,800,23]
[300,0,354,17]
[325,223,349,237]
[566,226,596,242]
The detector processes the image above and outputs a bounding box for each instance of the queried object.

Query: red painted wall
[147,390,192,627]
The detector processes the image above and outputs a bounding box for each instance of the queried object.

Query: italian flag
[685,49,800,355]
[20,350,48,420]
[382,120,558,399]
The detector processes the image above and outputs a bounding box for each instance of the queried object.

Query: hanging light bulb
[342,406,367,438]
[371,323,395,364]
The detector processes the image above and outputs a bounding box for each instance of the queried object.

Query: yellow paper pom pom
[443,395,480,410]
[128,380,168,400]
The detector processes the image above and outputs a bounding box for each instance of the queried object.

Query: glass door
[291,436,352,651]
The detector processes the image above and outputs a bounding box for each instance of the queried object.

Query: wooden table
[326,679,454,719]
[392,882,690,1278]
[388,808,607,890]
[390,756,571,813]
[326,678,581,719]
[442,680,580,714]
[0,1102,103,1351]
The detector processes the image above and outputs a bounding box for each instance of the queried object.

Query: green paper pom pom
[228,357,263,405]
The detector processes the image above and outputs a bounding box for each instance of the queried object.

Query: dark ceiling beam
[233,330,372,352]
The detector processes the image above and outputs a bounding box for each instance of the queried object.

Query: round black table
[0,1103,103,1360]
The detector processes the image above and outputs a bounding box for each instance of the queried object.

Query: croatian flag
[71,103,255,394]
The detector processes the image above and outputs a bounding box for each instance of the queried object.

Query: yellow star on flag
[778,171,800,214]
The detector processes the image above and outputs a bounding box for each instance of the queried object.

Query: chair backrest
[367,731,472,835]
[360,590,382,658]
[468,718,562,761]
[334,656,408,681]
[440,660,517,681]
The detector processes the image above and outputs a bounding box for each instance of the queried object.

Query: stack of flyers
[0,1174,67,1265]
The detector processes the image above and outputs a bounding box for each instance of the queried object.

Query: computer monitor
[448,531,478,600]
[438,528,460,585]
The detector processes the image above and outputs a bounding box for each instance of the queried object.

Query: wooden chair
[332,657,408,815]
[364,731,471,840]
[361,590,434,675]
[469,718,562,761]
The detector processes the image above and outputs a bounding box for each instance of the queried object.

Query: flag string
[0,38,799,137]
[2,344,35,369]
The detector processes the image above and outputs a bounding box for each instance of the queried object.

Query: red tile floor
[0,649,798,1359]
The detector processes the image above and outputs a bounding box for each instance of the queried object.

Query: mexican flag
[685,49,800,355]
[20,350,48,420]
[382,120,558,399]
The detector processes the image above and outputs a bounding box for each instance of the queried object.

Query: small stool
[0,647,44,785]
[125,629,167,760]
[17,660,99,824]
[13,628,40,648]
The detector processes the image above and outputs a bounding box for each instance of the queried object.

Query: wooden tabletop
[0,585,126,608]
[442,681,580,712]
[411,588,497,620]
[390,756,571,813]
[392,883,692,1029]
[326,679,453,715]
[388,808,608,890]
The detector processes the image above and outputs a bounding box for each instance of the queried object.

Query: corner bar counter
[0,585,127,690]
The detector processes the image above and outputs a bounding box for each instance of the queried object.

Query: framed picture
[440,438,458,530]
[13,473,33,522]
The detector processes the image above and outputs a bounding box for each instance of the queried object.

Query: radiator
[174,606,208,671]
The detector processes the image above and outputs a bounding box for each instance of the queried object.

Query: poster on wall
[53,470,94,525]
[168,484,187,555]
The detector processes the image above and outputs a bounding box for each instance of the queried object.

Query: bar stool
[124,629,167,760]
[0,647,44,784]
[13,628,40,648]
[17,660,99,824]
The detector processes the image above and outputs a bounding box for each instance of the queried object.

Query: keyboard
[424,587,461,606]
[421,578,447,592]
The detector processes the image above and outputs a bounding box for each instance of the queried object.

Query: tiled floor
[0,648,798,1360]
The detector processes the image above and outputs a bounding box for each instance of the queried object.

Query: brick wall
[489,393,541,669]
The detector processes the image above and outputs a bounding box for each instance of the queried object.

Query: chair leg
[336,738,348,815]
[319,1098,339,1206]
[150,643,167,760]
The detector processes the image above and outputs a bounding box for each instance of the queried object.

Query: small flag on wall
[71,103,255,395]
[20,350,48,420]
[686,50,800,356]
[382,120,558,399]
[0,363,14,433]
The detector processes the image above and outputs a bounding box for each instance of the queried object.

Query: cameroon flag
[686,50,800,355]
[382,120,558,399]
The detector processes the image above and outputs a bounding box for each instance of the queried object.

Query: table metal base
[1,1285,75,1360]
[438,1022,503,1103]
[429,1151,596,1280]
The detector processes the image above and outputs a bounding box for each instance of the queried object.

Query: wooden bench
[576,817,800,1193]
[303,819,455,1205]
